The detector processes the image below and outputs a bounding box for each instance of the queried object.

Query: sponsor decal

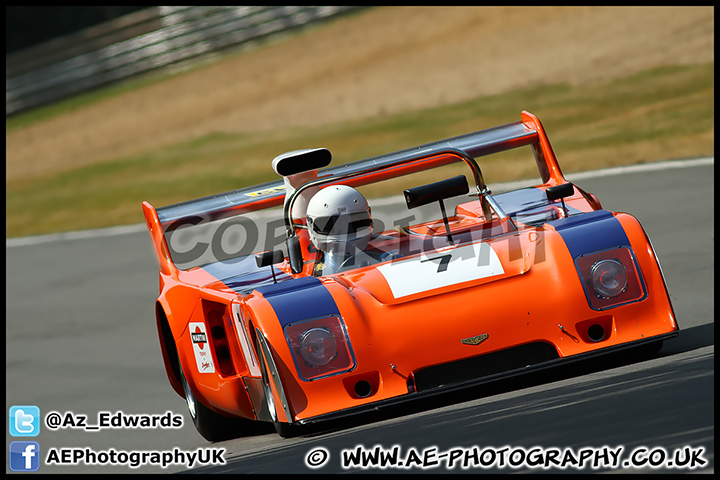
[189,322,215,373]
[245,185,286,197]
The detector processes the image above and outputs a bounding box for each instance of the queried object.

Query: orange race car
[142,111,678,441]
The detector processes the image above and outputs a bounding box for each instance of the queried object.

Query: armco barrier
[6,6,361,115]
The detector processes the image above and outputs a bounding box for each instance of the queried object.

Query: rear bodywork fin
[143,201,179,278]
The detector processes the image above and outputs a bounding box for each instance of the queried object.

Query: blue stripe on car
[255,276,340,327]
[201,256,292,295]
[549,210,630,258]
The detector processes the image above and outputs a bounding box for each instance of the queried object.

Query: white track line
[6,157,713,248]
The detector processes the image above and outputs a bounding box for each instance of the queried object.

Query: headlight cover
[575,246,646,310]
[299,327,337,367]
[590,259,628,298]
[285,315,356,381]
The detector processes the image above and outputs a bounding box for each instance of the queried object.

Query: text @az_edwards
[44,410,182,431]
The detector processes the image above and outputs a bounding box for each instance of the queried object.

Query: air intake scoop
[272,148,331,177]
[272,148,332,219]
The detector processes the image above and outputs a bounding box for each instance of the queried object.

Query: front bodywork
[142,111,678,434]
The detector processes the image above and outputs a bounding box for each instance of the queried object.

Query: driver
[306,185,376,275]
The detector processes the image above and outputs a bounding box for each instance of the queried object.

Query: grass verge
[6,62,714,238]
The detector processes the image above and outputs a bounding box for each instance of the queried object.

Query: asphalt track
[5,159,714,474]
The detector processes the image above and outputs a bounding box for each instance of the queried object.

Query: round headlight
[590,259,627,298]
[299,327,337,367]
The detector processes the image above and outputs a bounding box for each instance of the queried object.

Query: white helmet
[306,185,373,255]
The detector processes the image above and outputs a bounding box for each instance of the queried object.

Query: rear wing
[142,111,565,275]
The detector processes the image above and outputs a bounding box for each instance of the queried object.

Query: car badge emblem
[461,333,488,346]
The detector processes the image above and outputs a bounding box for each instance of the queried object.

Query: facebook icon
[9,441,40,472]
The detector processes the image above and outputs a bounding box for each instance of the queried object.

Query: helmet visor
[309,212,373,236]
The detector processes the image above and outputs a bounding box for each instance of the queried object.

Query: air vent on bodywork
[205,306,236,377]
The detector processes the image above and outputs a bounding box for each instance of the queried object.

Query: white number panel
[376,242,504,299]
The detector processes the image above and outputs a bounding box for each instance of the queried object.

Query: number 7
[422,253,452,273]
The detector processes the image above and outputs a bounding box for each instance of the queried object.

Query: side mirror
[546,183,574,217]
[404,175,469,245]
[404,175,469,209]
[546,183,574,201]
[255,249,284,283]
[286,235,304,274]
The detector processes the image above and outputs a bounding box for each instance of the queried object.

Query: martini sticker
[189,322,215,373]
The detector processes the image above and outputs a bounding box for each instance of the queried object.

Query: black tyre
[177,353,252,442]
[255,334,301,438]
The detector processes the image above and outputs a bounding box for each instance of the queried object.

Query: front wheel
[255,333,301,438]
[177,352,253,442]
